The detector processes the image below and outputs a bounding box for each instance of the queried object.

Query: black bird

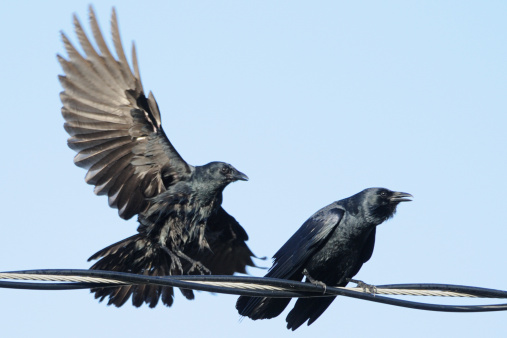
[237,188,412,330]
[58,7,256,308]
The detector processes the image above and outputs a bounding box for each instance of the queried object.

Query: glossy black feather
[59,6,255,308]
[237,187,411,330]
[184,208,256,275]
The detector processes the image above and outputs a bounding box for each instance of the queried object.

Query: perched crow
[237,188,412,330]
[58,7,256,308]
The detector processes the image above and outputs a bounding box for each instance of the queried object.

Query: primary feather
[59,6,256,308]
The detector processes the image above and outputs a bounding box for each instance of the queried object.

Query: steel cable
[1,269,506,312]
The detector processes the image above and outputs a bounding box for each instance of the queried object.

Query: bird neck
[366,204,397,225]
[194,185,223,208]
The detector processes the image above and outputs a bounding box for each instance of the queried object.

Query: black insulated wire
[1,269,507,313]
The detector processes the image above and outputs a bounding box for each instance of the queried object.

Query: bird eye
[380,191,388,197]
[220,167,230,175]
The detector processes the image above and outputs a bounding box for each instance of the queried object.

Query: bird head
[197,161,249,191]
[361,188,412,223]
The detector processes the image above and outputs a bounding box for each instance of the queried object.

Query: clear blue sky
[1,1,506,337]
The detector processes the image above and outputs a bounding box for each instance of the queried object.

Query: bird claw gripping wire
[303,269,327,294]
[347,278,378,295]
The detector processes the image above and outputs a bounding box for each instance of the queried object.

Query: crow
[236,187,412,330]
[58,6,256,308]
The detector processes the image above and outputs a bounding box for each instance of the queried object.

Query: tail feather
[87,234,138,262]
[89,233,193,308]
[236,269,302,320]
[237,296,291,320]
[286,296,336,330]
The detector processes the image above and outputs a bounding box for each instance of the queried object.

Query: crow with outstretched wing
[59,6,255,308]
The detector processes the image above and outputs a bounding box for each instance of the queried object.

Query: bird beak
[232,170,249,181]
[390,191,413,203]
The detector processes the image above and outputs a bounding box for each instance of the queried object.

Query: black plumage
[58,6,255,308]
[236,188,412,330]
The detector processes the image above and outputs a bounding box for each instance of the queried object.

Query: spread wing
[267,207,344,279]
[184,207,257,275]
[58,6,192,220]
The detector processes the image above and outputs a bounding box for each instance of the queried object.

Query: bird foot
[346,278,377,294]
[175,250,211,275]
[162,246,184,274]
[303,269,327,293]
[187,260,211,275]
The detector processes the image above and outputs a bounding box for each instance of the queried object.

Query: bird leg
[175,250,211,275]
[161,246,184,274]
[303,269,327,293]
[159,225,211,275]
[346,278,377,294]
[197,223,211,251]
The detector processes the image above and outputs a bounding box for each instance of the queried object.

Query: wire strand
[1,269,507,313]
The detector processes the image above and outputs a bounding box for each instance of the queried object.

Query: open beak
[390,191,413,203]
[232,170,249,182]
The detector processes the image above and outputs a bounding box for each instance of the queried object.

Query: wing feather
[132,43,144,94]
[89,8,132,90]
[73,16,124,96]
[184,208,257,275]
[110,8,137,90]
[59,6,192,219]
[268,207,344,279]
[85,142,133,183]
[67,130,129,150]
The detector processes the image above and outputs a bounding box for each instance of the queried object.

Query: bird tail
[236,270,302,320]
[236,295,291,320]
[88,234,194,308]
[285,296,336,330]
